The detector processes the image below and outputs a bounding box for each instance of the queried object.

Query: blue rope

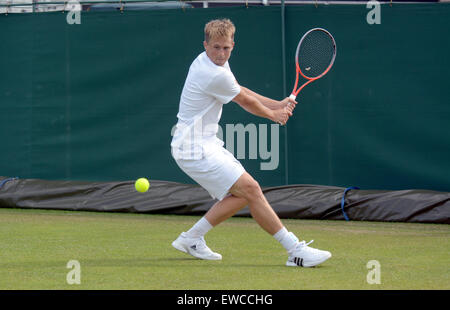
[0,177,18,189]
[341,186,359,221]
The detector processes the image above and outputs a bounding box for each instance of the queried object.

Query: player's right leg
[172,194,247,261]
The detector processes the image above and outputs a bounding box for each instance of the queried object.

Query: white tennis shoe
[172,232,222,261]
[286,240,332,267]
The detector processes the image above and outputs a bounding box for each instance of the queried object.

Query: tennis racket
[288,28,336,103]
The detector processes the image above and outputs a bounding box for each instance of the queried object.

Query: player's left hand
[281,97,298,114]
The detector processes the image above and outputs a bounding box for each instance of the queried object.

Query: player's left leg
[229,172,332,267]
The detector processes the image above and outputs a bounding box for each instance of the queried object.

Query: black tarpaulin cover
[0,176,449,224]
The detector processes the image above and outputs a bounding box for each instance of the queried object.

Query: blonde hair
[204,18,235,43]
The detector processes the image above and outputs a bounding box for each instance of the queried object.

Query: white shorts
[173,144,245,201]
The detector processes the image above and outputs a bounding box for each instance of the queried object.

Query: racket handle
[288,94,296,107]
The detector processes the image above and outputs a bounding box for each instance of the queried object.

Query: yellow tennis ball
[135,178,150,193]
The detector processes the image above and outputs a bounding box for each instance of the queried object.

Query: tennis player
[171,19,331,267]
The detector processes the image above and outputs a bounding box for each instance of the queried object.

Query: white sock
[185,217,213,238]
[273,227,298,252]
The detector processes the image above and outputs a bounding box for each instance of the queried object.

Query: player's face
[203,36,234,66]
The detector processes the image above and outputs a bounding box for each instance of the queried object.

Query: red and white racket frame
[289,28,337,102]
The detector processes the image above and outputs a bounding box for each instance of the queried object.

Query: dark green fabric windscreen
[283,4,450,191]
[1,4,449,192]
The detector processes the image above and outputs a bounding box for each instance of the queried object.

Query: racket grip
[288,94,296,107]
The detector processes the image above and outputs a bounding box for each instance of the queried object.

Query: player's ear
[203,40,208,50]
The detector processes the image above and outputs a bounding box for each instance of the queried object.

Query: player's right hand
[272,107,291,126]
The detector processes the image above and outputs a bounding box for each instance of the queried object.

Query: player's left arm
[240,86,297,110]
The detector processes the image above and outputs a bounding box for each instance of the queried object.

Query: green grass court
[0,208,448,290]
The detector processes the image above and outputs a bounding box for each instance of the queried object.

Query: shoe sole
[286,252,332,267]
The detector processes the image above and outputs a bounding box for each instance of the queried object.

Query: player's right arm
[232,88,291,125]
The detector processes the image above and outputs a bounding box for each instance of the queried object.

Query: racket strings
[297,30,335,79]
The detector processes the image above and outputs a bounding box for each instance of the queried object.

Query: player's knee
[230,173,263,200]
[241,179,263,201]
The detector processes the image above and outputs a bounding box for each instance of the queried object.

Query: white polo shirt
[171,51,241,160]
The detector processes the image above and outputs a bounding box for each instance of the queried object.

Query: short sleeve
[203,69,241,104]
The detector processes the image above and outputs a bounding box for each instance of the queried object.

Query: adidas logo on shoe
[286,240,331,267]
[172,232,222,261]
